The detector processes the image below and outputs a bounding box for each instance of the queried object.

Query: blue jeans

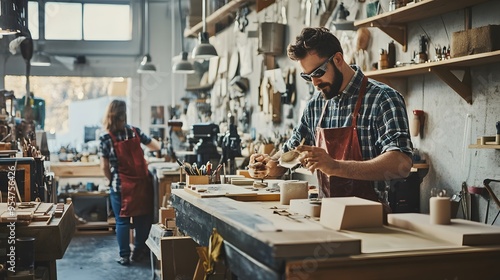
[110,191,152,258]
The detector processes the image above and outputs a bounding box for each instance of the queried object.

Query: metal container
[15,237,35,275]
[259,22,286,56]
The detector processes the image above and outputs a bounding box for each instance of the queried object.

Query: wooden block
[236,170,251,178]
[388,213,500,246]
[166,219,176,229]
[35,203,54,214]
[186,175,209,186]
[159,207,175,225]
[320,197,383,230]
[230,177,254,186]
[289,199,321,217]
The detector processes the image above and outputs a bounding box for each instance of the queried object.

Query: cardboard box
[160,237,199,280]
[320,197,383,230]
[451,25,500,57]
[186,175,209,186]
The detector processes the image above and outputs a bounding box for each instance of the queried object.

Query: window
[28,1,39,39]
[84,4,131,41]
[45,2,83,40]
[39,1,131,41]
[4,76,119,149]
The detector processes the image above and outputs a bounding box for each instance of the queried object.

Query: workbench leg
[35,260,58,280]
[150,250,155,280]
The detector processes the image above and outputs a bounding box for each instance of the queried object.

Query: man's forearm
[329,151,412,181]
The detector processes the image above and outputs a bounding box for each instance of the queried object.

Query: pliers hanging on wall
[235,6,249,32]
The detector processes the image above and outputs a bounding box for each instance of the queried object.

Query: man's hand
[295,145,412,181]
[249,153,286,179]
[295,145,339,174]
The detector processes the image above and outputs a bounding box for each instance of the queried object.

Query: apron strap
[352,76,368,126]
[109,126,136,144]
[317,99,330,128]
[316,75,369,128]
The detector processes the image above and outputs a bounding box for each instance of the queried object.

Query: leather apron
[110,128,153,217]
[315,77,381,203]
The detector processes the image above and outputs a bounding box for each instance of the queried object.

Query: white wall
[206,0,500,223]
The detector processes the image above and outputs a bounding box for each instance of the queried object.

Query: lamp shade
[192,32,218,60]
[137,54,157,73]
[172,52,195,74]
[0,0,22,35]
[31,52,51,66]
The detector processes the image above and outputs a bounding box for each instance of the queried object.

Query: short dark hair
[287,27,343,60]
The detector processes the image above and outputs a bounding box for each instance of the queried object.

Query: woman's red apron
[315,77,385,207]
[110,128,153,217]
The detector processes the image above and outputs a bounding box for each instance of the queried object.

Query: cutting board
[184,184,279,201]
[388,213,500,246]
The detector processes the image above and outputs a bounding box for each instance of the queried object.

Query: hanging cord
[178,0,186,52]
[417,23,435,52]
[440,16,451,44]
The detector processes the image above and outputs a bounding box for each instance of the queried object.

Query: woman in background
[99,100,161,265]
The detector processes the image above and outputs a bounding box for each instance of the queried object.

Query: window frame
[29,0,141,57]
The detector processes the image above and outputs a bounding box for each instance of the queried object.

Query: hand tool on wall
[320,0,337,27]
[305,0,312,26]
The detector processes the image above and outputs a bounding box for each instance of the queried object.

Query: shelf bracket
[431,67,472,104]
[377,25,407,52]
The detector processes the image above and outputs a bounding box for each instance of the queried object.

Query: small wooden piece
[388,213,500,245]
[54,203,65,217]
[289,199,321,217]
[320,197,383,230]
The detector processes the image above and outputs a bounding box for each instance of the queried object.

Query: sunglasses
[300,55,334,82]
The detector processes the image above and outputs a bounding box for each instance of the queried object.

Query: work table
[0,202,75,280]
[171,188,500,280]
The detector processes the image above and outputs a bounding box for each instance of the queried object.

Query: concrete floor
[56,231,153,280]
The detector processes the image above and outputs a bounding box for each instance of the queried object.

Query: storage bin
[186,175,209,186]
[451,25,500,57]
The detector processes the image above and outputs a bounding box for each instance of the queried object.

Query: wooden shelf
[412,163,429,169]
[468,144,500,149]
[185,0,254,38]
[354,0,490,51]
[363,50,500,104]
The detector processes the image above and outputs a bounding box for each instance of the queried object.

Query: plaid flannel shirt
[284,66,413,160]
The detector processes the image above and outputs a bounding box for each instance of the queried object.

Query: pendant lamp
[191,0,218,60]
[31,52,51,66]
[0,0,22,35]
[137,0,156,73]
[172,0,194,74]
[31,42,51,66]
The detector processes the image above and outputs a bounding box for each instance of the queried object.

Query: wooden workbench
[171,189,500,280]
[0,202,75,280]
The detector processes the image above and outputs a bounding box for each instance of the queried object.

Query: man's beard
[318,64,343,100]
